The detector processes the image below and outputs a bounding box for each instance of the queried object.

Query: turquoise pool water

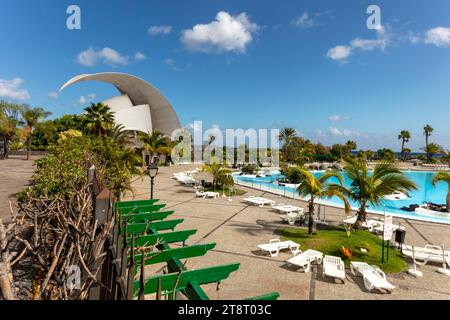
[233,170,450,224]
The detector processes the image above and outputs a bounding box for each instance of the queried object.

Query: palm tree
[345,140,357,154]
[342,158,417,227]
[21,106,51,160]
[297,169,350,234]
[201,161,232,190]
[424,125,434,162]
[107,123,131,145]
[403,148,411,160]
[440,150,450,167]
[423,143,443,163]
[84,103,115,137]
[139,130,171,163]
[431,172,450,212]
[278,127,297,163]
[0,101,22,159]
[398,130,411,161]
[278,127,297,144]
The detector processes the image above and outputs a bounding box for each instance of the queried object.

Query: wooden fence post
[88,188,113,300]
[0,219,16,300]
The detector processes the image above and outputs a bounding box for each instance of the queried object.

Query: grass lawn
[280,226,407,274]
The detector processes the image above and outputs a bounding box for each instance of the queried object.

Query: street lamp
[147,161,159,199]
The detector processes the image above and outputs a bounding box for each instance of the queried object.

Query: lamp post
[147,161,159,199]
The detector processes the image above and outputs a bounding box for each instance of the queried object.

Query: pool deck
[123,164,450,300]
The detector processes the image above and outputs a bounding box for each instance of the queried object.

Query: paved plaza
[124,164,450,300]
[2,159,450,300]
[0,156,38,222]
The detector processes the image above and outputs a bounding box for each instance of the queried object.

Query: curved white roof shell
[59,72,181,136]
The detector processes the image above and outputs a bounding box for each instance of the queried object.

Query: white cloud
[148,25,173,36]
[47,91,58,99]
[181,11,259,53]
[78,93,96,105]
[327,26,390,62]
[78,96,87,105]
[315,129,326,138]
[292,12,315,29]
[328,115,350,122]
[163,58,181,71]
[424,27,450,47]
[329,127,360,137]
[407,31,422,44]
[134,52,146,61]
[76,47,129,66]
[327,45,352,61]
[0,77,30,101]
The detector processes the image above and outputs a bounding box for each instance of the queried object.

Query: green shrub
[240,164,258,175]
[17,135,143,202]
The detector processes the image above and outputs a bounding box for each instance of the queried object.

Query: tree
[331,144,346,160]
[424,124,434,163]
[240,164,258,175]
[296,169,350,234]
[342,158,417,227]
[398,130,411,161]
[278,127,298,163]
[431,172,450,212]
[440,151,450,166]
[106,123,131,145]
[423,143,442,163]
[365,150,375,161]
[345,140,357,154]
[402,148,411,160]
[139,130,171,163]
[31,120,57,150]
[84,103,114,137]
[376,148,395,162]
[0,101,22,159]
[21,106,52,160]
[284,166,304,184]
[53,114,87,133]
[201,161,232,190]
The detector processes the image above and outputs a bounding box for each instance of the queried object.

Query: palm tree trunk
[356,202,367,228]
[401,140,405,161]
[308,198,315,234]
[426,135,429,162]
[27,135,31,161]
[446,190,450,213]
[2,136,7,159]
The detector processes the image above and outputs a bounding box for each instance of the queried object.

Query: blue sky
[1,0,450,151]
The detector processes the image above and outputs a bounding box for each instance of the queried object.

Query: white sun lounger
[257,239,300,257]
[195,191,206,198]
[204,191,220,199]
[322,255,346,283]
[402,244,450,267]
[272,204,304,214]
[343,216,378,231]
[243,197,276,207]
[286,249,323,273]
[350,262,395,293]
[280,211,304,225]
[373,223,405,235]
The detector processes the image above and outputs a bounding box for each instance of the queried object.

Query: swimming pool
[233,170,450,224]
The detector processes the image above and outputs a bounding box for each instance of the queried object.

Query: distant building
[60,72,181,137]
